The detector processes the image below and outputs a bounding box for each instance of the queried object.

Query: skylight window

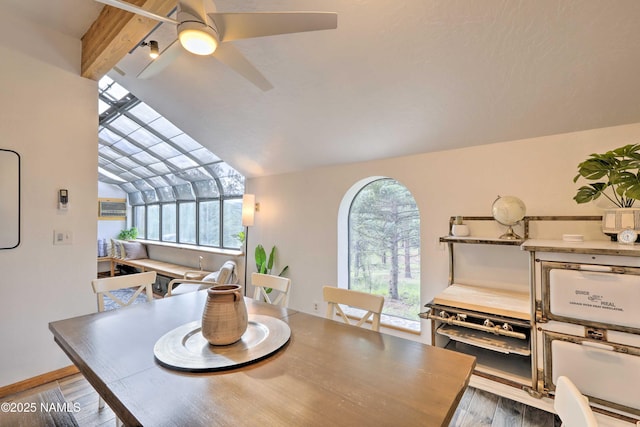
[97,76,246,249]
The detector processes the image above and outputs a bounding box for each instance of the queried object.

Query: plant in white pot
[573,144,640,240]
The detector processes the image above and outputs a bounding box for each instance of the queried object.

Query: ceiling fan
[96,0,338,91]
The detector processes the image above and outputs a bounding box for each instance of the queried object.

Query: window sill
[343,310,421,335]
[136,239,244,257]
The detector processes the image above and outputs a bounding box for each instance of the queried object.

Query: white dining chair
[554,376,598,427]
[323,286,384,332]
[91,271,156,426]
[252,273,291,307]
[91,271,156,312]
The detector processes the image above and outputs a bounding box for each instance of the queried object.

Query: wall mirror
[0,149,20,249]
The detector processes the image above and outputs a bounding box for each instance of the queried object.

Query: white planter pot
[601,208,640,240]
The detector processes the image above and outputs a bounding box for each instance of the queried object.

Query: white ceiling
[9,1,640,178]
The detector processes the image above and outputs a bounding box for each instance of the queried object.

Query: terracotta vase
[201,284,248,345]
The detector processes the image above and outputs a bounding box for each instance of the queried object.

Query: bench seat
[107,257,207,280]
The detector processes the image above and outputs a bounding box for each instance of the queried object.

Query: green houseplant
[255,244,288,276]
[573,144,640,207]
[118,227,138,241]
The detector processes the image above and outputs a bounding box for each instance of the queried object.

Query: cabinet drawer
[541,261,640,333]
[543,331,640,415]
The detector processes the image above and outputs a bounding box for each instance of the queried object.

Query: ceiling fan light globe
[179,28,218,56]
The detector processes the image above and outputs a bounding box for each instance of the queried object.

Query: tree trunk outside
[388,200,400,300]
[404,237,412,278]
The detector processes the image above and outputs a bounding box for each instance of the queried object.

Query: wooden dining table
[49,290,475,426]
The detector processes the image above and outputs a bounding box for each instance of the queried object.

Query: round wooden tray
[153,314,291,372]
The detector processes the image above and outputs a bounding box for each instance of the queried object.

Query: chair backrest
[554,376,598,427]
[252,273,291,307]
[323,286,384,332]
[91,271,156,312]
[216,261,237,284]
[168,261,239,297]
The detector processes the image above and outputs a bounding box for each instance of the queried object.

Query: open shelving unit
[424,216,535,389]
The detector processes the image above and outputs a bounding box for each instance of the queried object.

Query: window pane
[147,142,181,158]
[130,166,156,178]
[103,81,129,101]
[98,128,121,145]
[128,103,160,124]
[193,180,219,198]
[179,202,196,244]
[129,127,162,148]
[222,198,243,249]
[170,133,201,151]
[167,154,198,169]
[189,148,220,163]
[148,117,183,139]
[133,206,146,238]
[114,157,141,170]
[157,186,176,202]
[162,204,176,242]
[109,115,139,136]
[142,190,158,203]
[128,191,144,206]
[218,176,245,196]
[199,200,220,246]
[348,179,420,322]
[113,139,144,156]
[175,183,195,201]
[147,205,160,240]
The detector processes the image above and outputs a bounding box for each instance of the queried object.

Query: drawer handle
[581,341,614,351]
[578,265,612,273]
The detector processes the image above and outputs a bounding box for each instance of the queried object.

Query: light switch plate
[53,230,72,245]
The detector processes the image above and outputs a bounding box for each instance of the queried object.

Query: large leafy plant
[573,144,640,208]
[255,244,288,276]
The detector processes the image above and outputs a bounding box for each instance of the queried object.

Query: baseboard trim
[0,365,79,398]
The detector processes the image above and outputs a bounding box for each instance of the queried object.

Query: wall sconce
[242,194,259,227]
[141,40,159,59]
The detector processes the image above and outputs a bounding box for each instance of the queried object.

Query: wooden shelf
[440,236,524,245]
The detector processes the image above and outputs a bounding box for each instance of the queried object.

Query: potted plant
[254,244,289,294]
[255,244,288,276]
[573,144,640,239]
[118,227,138,241]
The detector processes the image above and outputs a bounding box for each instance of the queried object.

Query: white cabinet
[523,240,640,418]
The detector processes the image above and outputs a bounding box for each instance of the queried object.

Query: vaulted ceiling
[7,1,640,178]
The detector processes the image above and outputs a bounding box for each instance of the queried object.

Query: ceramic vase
[202,284,248,345]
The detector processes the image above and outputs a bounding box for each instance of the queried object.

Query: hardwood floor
[450,387,561,427]
[2,373,562,426]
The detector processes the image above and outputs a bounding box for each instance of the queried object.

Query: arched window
[347,178,420,330]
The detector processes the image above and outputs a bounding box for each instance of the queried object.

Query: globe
[491,196,526,239]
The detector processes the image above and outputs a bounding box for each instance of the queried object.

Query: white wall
[247,123,640,341]
[97,181,127,243]
[0,9,97,386]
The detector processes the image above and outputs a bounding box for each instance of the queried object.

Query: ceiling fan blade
[213,43,273,91]
[138,39,183,79]
[95,0,178,25]
[208,12,337,42]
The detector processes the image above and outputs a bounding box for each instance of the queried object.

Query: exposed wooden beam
[81,0,176,80]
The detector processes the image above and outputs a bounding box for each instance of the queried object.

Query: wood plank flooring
[450,387,561,427]
[2,374,561,426]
